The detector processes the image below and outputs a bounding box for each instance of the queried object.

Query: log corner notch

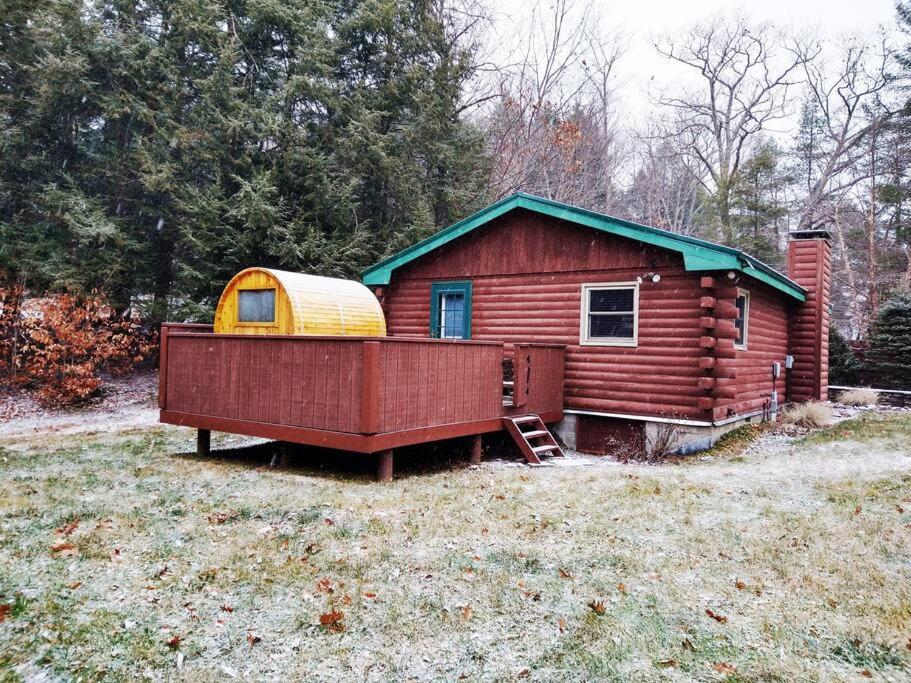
[697,276,740,416]
[787,231,832,402]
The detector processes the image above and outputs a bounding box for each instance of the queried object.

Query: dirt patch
[0,371,159,438]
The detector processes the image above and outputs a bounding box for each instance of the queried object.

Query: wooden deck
[159,324,564,455]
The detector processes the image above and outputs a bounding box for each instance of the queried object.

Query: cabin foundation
[377,449,394,482]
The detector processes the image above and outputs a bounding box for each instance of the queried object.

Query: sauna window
[238,288,276,323]
[580,283,638,346]
[734,289,749,350]
[430,281,472,339]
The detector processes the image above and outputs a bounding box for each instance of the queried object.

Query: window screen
[583,285,637,343]
[238,289,276,323]
[734,292,748,348]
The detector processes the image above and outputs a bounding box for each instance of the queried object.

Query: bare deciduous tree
[654,13,816,242]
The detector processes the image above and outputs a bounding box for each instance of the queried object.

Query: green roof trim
[361,193,806,302]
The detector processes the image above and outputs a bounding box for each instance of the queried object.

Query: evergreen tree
[864,291,911,389]
[730,140,790,266]
[0,0,488,320]
[828,324,862,386]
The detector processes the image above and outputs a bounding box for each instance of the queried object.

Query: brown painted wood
[376,449,394,482]
[469,434,483,464]
[197,429,210,457]
[700,276,715,289]
[360,341,380,434]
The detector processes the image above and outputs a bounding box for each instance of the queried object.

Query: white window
[734,289,749,350]
[580,282,639,347]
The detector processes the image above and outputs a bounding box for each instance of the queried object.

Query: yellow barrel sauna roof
[214,267,386,336]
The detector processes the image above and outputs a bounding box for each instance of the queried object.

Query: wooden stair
[502,415,564,464]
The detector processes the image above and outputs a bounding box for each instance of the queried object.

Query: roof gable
[361,193,806,302]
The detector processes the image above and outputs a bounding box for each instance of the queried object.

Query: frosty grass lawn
[1,413,910,681]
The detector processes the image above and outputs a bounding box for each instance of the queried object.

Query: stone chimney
[787,230,832,402]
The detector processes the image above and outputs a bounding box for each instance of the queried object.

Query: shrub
[829,324,862,386]
[782,401,833,428]
[0,290,157,407]
[865,291,911,389]
[836,388,879,407]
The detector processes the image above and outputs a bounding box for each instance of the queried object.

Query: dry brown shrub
[837,388,879,407]
[782,401,833,428]
[0,290,157,407]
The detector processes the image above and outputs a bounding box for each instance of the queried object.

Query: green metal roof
[361,193,806,302]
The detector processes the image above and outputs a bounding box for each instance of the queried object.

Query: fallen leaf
[854,505,862,516]
[316,577,335,594]
[616,582,627,594]
[516,668,530,678]
[55,519,79,535]
[657,659,677,669]
[0,604,10,622]
[734,579,746,590]
[68,581,82,590]
[166,634,182,649]
[110,547,122,561]
[713,662,736,674]
[319,609,345,633]
[557,617,567,633]
[459,605,473,621]
[155,565,169,579]
[587,600,606,615]
[247,631,262,645]
[220,604,234,613]
[558,568,573,579]
[323,518,334,526]
[682,638,695,651]
[705,609,728,624]
[859,670,873,678]
[897,506,904,514]
[521,590,541,601]
[341,594,352,606]
[207,511,236,525]
[50,542,77,558]
[363,592,378,600]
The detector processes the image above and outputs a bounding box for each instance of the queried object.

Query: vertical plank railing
[514,344,565,415]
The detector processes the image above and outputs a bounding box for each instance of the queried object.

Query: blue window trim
[430,281,472,339]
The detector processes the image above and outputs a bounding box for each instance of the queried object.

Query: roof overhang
[361,193,807,302]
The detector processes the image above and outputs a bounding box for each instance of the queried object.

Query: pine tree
[0,0,489,321]
[864,291,911,389]
[828,324,862,386]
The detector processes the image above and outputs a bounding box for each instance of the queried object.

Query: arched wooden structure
[213,267,386,336]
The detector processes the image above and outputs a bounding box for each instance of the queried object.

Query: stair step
[523,430,549,439]
[512,416,539,424]
[532,444,558,453]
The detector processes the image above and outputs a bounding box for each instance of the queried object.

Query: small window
[734,289,749,349]
[238,288,276,323]
[430,281,471,339]
[580,283,638,346]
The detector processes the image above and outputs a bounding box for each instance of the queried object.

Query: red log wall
[381,208,792,421]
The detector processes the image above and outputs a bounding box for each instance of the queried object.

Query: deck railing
[159,325,564,443]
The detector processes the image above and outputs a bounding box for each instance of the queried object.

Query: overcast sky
[486,0,901,123]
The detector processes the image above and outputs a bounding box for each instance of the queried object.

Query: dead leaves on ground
[207,510,238,525]
[319,609,345,633]
[459,605,473,621]
[50,541,78,558]
[55,519,79,535]
[705,609,728,624]
[587,600,606,616]
[0,603,10,623]
[713,662,737,674]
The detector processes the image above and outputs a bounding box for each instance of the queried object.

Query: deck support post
[197,429,210,457]
[376,449,394,482]
[469,434,483,464]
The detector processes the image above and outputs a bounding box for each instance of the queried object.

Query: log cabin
[360,193,830,455]
[159,193,830,477]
